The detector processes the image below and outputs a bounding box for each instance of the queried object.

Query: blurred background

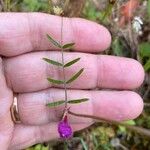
[0,0,150,149]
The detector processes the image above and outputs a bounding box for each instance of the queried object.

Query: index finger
[0,13,111,57]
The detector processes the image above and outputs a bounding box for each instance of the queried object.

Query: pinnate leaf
[47,77,64,84]
[62,43,75,49]
[68,98,89,104]
[46,100,65,107]
[66,68,84,84]
[64,58,80,67]
[43,58,63,66]
[47,34,62,48]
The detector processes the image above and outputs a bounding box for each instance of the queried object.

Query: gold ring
[11,97,21,123]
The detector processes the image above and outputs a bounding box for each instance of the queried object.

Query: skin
[0,13,144,150]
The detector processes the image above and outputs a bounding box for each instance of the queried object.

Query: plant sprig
[43,17,89,139]
[43,33,88,108]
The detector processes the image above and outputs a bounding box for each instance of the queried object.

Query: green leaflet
[68,98,89,104]
[46,34,62,48]
[144,59,150,71]
[112,38,124,56]
[46,98,88,108]
[139,42,150,58]
[122,120,136,126]
[64,58,81,67]
[47,77,64,84]
[43,58,63,67]
[79,138,88,150]
[43,57,80,68]
[66,68,84,84]
[46,100,65,107]
[62,43,75,49]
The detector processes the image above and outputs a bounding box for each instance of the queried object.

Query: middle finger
[4,51,144,92]
[17,88,143,125]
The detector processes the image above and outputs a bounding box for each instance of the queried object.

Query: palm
[0,13,144,150]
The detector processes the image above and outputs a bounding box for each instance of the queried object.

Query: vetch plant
[42,4,150,148]
[43,18,89,139]
[42,19,150,145]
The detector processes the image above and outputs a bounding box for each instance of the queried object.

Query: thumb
[0,57,14,149]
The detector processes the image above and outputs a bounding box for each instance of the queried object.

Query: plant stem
[68,111,150,138]
[48,0,52,13]
[60,17,68,113]
[4,0,10,11]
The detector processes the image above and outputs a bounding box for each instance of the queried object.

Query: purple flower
[58,116,72,139]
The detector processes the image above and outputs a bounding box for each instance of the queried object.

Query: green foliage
[83,1,103,21]
[136,115,150,129]
[112,37,131,57]
[21,0,48,12]
[46,34,62,48]
[80,139,88,150]
[64,58,80,67]
[46,98,88,107]
[44,34,85,111]
[4,0,11,11]
[23,0,40,11]
[45,31,87,111]
[139,42,150,72]
[144,59,150,71]
[44,35,84,85]
[46,67,84,85]
[101,3,113,22]
[68,98,88,104]
[91,126,115,150]
[46,100,65,107]
[47,77,64,84]
[139,42,150,58]
[46,34,75,50]
[118,120,136,133]
[43,58,63,67]
[123,120,136,126]
[77,138,88,150]
[83,1,115,24]
[66,68,84,84]
[62,43,75,49]
[112,38,124,56]
[26,144,48,150]
[43,57,80,68]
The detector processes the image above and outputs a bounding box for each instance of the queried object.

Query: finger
[17,88,143,125]
[4,52,144,92]
[0,57,13,149]
[0,13,111,57]
[9,124,57,150]
[10,122,89,150]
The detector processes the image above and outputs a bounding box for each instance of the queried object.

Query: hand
[0,13,144,150]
